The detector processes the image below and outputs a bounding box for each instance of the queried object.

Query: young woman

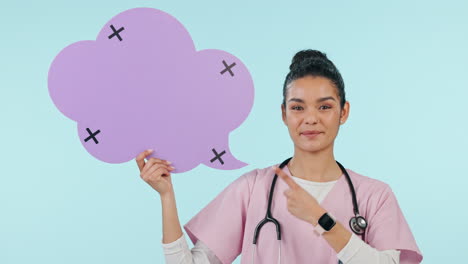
[135,50,423,264]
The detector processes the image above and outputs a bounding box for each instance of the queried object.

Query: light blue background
[1,0,466,263]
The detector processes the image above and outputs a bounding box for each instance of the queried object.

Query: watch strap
[314,222,326,235]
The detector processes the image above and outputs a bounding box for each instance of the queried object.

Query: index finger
[135,149,153,171]
[274,166,299,189]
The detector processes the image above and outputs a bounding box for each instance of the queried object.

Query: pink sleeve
[183,169,257,264]
[365,184,423,264]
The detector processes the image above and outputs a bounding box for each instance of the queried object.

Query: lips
[301,131,322,135]
[301,131,322,139]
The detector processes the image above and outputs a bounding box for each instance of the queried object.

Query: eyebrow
[287,96,336,103]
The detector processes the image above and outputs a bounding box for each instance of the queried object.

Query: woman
[135,50,423,264]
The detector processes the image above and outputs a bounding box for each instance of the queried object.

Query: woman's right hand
[135,149,175,197]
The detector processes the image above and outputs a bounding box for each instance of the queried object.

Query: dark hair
[282,49,346,110]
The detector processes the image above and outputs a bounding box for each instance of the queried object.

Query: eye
[291,105,303,110]
[319,105,331,110]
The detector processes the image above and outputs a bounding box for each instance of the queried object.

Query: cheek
[286,119,301,131]
[324,111,340,123]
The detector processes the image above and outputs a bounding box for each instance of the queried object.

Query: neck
[288,144,342,182]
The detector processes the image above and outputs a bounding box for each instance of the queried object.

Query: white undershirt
[161,176,400,264]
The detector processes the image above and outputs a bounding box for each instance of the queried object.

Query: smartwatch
[314,212,336,235]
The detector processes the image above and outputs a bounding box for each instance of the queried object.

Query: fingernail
[170,166,175,169]
[147,149,153,152]
[166,161,172,164]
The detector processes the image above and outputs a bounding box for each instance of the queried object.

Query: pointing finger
[274,166,299,189]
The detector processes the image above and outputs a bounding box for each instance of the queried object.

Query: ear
[281,104,287,125]
[340,101,350,124]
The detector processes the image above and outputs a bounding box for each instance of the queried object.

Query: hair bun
[290,49,328,70]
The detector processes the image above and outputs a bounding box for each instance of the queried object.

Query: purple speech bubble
[48,8,254,173]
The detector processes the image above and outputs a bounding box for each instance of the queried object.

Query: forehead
[287,76,338,100]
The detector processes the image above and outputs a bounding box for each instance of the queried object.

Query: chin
[295,139,331,152]
[294,142,323,153]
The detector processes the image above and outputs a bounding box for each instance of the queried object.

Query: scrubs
[184,164,423,264]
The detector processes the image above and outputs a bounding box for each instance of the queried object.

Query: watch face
[318,213,336,231]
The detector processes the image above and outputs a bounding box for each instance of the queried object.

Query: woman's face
[281,75,350,153]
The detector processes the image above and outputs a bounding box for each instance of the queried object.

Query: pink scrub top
[184,164,423,264]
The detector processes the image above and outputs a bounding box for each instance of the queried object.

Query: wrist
[160,190,175,202]
[314,211,337,236]
[310,206,327,226]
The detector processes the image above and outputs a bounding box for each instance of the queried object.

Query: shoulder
[231,164,278,193]
[346,168,393,194]
[345,168,399,215]
[236,164,277,184]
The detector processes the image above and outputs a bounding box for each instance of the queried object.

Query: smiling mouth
[300,132,323,138]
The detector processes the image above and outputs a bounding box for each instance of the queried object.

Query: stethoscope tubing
[253,157,367,245]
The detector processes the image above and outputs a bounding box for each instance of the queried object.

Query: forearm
[308,206,351,253]
[322,220,352,253]
[337,233,400,264]
[162,233,222,264]
[161,191,183,244]
[308,206,400,264]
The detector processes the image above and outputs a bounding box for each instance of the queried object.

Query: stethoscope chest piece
[349,215,368,235]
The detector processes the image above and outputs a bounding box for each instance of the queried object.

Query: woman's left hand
[274,166,326,225]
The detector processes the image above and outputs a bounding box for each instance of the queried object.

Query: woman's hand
[135,149,175,197]
[274,166,326,225]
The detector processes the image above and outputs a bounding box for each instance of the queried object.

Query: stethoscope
[251,157,368,264]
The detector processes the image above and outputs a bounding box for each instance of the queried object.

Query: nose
[304,108,319,124]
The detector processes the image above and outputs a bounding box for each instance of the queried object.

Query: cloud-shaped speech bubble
[48,8,254,173]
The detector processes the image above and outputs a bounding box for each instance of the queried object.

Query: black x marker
[108,24,125,41]
[220,60,236,76]
[210,148,226,165]
[84,128,101,144]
